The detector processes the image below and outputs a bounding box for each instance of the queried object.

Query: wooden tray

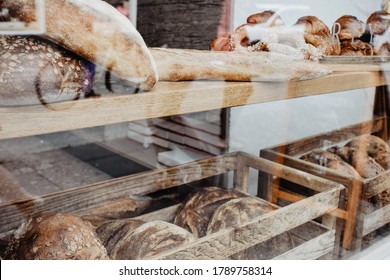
[321,56,390,65]
[260,117,390,258]
[0,152,343,260]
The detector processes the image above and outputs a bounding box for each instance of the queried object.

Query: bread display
[97,219,195,260]
[207,196,294,259]
[0,36,93,106]
[3,213,109,260]
[0,0,158,91]
[173,186,245,237]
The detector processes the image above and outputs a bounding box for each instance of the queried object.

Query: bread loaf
[150,48,332,82]
[339,39,374,56]
[246,10,284,26]
[3,213,109,260]
[97,219,195,259]
[0,0,158,91]
[173,186,245,237]
[0,36,93,106]
[207,196,294,259]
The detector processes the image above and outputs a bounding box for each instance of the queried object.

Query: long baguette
[1,0,158,91]
[150,48,332,82]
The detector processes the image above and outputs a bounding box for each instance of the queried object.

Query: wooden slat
[150,186,341,259]
[363,204,390,236]
[0,71,386,140]
[273,230,335,260]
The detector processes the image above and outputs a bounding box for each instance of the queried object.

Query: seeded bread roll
[0,0,158,91]
[173,186,245,237]
[0,36,92,106]
[3,213,109,260]
[207,196,294,259]
[97,219,195,260]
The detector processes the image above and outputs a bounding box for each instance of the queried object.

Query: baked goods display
[3,213,109,260]
[211,10,389,59]
[0,36,93,106]
[0,0,158,93]
[301,135,390,209]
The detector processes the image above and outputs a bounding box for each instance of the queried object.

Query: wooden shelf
[0,68,387,140]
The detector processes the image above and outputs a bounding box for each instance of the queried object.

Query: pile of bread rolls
[211,8,389,57]
[1,186,295,260]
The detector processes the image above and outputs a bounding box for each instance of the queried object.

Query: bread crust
[0,0,158,91]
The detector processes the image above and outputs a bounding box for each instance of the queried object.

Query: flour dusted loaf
[3,213,109,260]
[173,186,245,237]
[0,0,158,91]
[97,219,195,259]
[0,36,93,106]
[207,196,294,259]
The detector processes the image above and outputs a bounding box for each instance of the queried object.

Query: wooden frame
[259,117,390,258]
[0,152,343,259]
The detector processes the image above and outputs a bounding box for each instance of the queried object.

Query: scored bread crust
[0,0,158,91]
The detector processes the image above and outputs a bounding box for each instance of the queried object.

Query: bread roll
[367,11,390,35]
[210,34,233,51]
[173,186,245,237]
[295,16,341,55]
[334,15,366,40]
[0,0,158,91]
[207,196,294,259]
[0,36,93,106]
[339,39,374,56]
[246,10,284,26]
[3,213,109,260]
[98,219,195,259]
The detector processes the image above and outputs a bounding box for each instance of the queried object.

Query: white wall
[228,0,385,193]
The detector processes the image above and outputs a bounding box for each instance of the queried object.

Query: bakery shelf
[0,69,387,140]
[0,151,343,259]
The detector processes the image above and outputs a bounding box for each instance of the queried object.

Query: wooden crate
[0,152,343,259]
[259,117,390,258]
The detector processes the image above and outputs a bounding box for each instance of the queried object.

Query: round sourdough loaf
[0,0,158,91]
[207,196,295,259]
[3,213,109,260]
[0,36,93,106]
[98,219,195,260]
[173,186,245,237]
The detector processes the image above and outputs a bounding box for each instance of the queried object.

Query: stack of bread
[300,135,390,244]
[0,0,158,106]
[211,9,389,57]
[1,186,296,260]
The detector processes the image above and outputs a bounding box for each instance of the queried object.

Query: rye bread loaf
[0,36,93,106]
[207,196,294,259]
[173,186,245,237]
[0,0,158,91]
[3,213,109,260]
[97,219,195,259]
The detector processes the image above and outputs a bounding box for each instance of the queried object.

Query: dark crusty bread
[3,213,109,260]
[207,196,294,259]
[173,186,245,237]
[97,219,195,260]
[0,36,93,106]
[0,0,158,91]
